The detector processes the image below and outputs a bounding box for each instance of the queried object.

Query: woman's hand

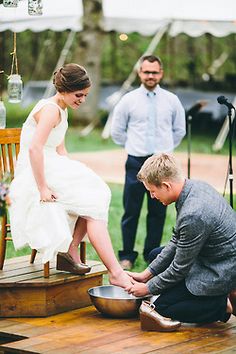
[40,186,57,202]
[126,269,153,283]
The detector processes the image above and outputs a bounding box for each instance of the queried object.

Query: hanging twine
[10,32,19,76]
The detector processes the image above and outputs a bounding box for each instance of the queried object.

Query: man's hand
[128,282,150,297]
[127,269,153,283]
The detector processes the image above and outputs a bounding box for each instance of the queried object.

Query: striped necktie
[146,91,156,154]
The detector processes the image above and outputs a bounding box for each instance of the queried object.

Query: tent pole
[101,21,171,139]
[43,30,76,99]
[30,32,54,80]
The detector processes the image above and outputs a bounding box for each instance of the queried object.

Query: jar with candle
[3,0,18,7]
[0,101,6,129]
[8,74,23,104]
[28,0,43,15]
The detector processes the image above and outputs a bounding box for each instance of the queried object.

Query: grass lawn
[4,126,235,273]
[65,127,235,155]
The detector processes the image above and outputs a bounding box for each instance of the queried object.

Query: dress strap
[32,99,67,117]
[39,99,66,113]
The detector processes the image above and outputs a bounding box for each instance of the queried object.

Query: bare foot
[109,270,133,290]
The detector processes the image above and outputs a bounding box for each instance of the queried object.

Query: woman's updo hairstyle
[53,63,91,93]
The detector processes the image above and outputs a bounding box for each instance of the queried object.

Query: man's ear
[162,181,171,190]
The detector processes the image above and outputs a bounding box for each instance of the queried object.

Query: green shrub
[5,101,33,128]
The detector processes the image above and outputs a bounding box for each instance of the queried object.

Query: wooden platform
[0,306,235,353]
[0,255,107,317]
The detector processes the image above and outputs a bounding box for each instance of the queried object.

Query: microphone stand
[187,114,192,179]
[227,107,234,208]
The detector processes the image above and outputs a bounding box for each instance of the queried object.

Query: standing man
[111,55,186,269]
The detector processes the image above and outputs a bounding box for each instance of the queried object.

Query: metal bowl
[88,285,151,318]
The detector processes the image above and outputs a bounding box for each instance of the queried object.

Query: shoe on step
[56,252,91,275]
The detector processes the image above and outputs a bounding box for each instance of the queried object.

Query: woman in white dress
[9,63,133,289]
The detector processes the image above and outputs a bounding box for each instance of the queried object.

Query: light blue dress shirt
[111,84,186,157]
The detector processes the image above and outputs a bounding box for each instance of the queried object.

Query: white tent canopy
[0,0,83,32]
[1,0,236,36]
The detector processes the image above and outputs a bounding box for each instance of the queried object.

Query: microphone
[217,95,235,110]
[186,100,208,117]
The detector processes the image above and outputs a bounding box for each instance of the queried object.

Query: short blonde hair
[137,153,184,187]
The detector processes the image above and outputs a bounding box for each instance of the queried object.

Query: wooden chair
[0,128,86,278]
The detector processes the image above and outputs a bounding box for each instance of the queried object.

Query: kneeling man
[129,153,236,330]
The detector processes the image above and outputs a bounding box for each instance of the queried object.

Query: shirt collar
[140,84,160,96]
[175,179,193,213]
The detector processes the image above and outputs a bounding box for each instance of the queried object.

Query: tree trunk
[74,0,104,124]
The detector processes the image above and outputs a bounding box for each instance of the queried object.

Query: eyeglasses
[141,71,161,76]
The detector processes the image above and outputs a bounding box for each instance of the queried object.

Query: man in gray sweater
[129,153,236,324]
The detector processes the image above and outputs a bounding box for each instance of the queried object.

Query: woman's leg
[86,218,133,289]
[68,217,87,263]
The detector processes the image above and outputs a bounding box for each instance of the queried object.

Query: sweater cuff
[147,278,160,295]
[148,264,158,276]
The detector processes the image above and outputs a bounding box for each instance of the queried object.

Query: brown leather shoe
[119,259,133,270]
[229,289,236,316]
[56,252,91,275]
[139,300,181,332]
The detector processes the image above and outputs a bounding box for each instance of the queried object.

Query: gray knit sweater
[147,179,236,296]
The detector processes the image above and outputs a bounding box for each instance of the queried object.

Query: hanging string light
[8,32,23,104]
[3,0,18,7]
[28,0,43,16]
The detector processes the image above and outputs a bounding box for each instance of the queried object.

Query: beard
[143,79,159,90]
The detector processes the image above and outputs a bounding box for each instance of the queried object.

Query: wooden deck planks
[0,256,235,353]
[147,321,236,353]
[0,256,107,317]
[0,257,105,287]
[0,307,235,354]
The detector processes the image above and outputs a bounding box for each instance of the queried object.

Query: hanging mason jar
[28,0,43,15]
[0,101,6,129]
[8,74,23,104]
[3,0,18,7]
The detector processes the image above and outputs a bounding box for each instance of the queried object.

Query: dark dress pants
[118,155,167,263]
[154,280,230,324]
[148,246,165,263]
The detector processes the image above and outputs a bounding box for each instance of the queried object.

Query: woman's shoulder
[35,99,61,111]
[40,99,68,119]
[24,99,63,126]
[32,99,67,119]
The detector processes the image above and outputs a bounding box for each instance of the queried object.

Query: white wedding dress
[9,99,111,263]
